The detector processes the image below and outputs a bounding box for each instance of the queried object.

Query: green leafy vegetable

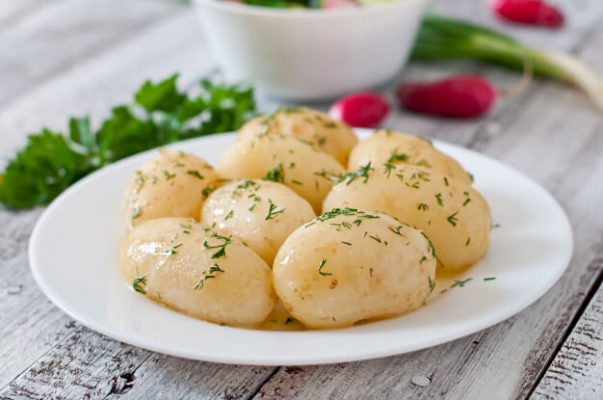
[0,74,256,209]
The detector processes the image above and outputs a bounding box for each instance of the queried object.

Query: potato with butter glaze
[323,163,490,271]
[119,218,276,327]
[218,134,345,213]
[348,130,472,184]
[273,208,436,329]
[123,149,219,228]
[239,107,358,166]
[202,179,316,264]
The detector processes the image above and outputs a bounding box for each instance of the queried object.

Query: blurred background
[2,0,598,159]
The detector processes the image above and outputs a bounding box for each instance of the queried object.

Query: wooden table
[1,0,602,398]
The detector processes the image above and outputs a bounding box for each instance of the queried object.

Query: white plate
[29,131,573,366]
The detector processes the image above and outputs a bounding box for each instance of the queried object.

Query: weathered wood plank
[0,0,58,29]
[0,325,151,400]
[0,0,180,109]
[1,0,603,398]
[254,8,603,400]
[0,0,221,389]
[0,7,216,161]
[531,279,603,400]
[0,323,275,400]
[105,355,274,400]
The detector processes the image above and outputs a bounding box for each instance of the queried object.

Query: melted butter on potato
[323,163,491,272]
[218,134,345,213]
[258,302,306,331]
[273,208,436,329]
[348,130,472,184]
[239,107,358,166]
[202,179,316,264]
[123,149,220,228]
[119,218,276,327]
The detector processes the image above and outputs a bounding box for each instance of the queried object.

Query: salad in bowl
[192,0,430,100]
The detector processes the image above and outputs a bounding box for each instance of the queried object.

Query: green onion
[411,13,603,112]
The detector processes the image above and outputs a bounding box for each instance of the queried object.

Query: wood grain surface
[532,279,603,400]
[0,0,602,399]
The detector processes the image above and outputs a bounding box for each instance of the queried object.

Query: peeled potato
[202,179,316,264]
[123,149,220,228]
[239,107,358,166]
[119,218,276,327]
[323,163,490,271]
[348,130,472,184]
[218,134,345,213]
[273,208,436,329]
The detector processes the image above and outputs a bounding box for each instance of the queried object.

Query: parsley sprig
[0,74,256,209]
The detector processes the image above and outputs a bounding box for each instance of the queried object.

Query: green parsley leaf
[0,75,256,209]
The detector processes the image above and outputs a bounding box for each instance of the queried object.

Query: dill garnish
[428,276,435,292]
[131,206,142,220]
[318,258,332,276]
[387,151,409,163]
[435,193,444,206]
[447,212,458,227]
[166,243,183,255]
[186,170,204,180]
[133,276,147,294]
[194,263,225,290]
[451,277,472,288]
[265,200,285,220]
[203,233,232,259]
[339,163,373,185]
[264,163,285,183]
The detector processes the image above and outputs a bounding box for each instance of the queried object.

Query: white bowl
[192,0,430,100]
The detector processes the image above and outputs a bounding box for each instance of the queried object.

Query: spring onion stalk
[411,13,603,112]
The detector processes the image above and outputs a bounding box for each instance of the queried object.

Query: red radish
[329,92,389,128]
[324,0,357,10]
[396,75,497,119]
[492,0,564,28]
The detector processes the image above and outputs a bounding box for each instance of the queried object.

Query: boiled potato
[218,134,345,213]
[273,208,436,329]
[323,163,490,271]
[123,149,220,228]
[348,130,472,184]
[239,107,358,166]
[119,218,276,327]
[202,179,316,264]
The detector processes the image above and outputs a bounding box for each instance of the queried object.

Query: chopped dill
[203,233,232,259]
[163,170,176,180]
[186,170,204,180]
[194,263,225,290]
[264,163,285,183]
[132,276,146,294]
[435,193,444,207]
[339,162,373,185]
[451,277,473,288]
[428,276,435,292]
[265,200,285,220]
[318,258,332,276]
[447,212,458,227]
[224,210,234,221]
